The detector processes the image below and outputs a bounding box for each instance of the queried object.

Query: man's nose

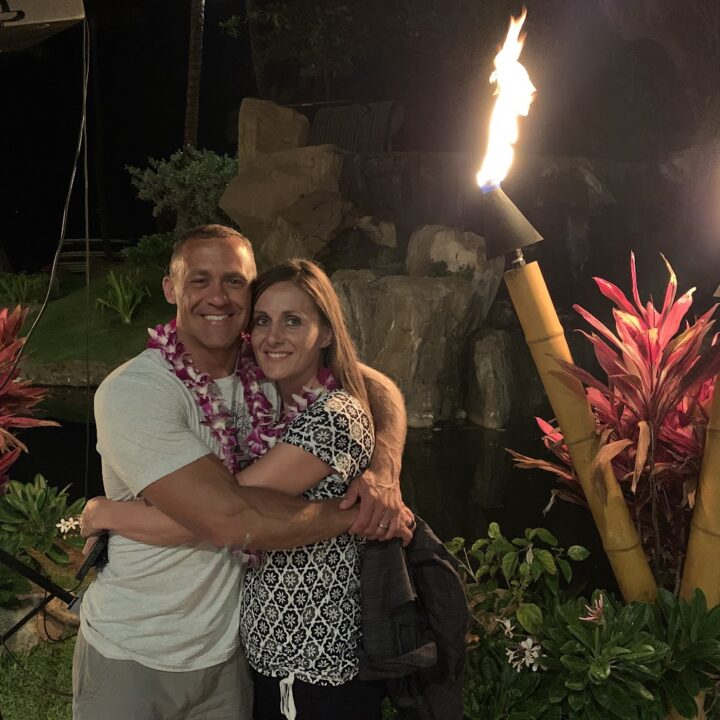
[207,282,229,305]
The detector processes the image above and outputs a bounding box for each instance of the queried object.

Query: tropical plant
[95,270,149,325]
[509,254,720,589]
[0,475,85,566]
[448,524,589,719]
[541,593,668,720]
[120,232,175,272]
[648,588,720,718]
[127,146,236,233]
[447,523,589,643]
[0,272,51,307]
[0,306,58,493]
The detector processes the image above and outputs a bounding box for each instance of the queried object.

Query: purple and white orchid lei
[239,358,338,460]
[147,319,339,467]
[147,319,246,474]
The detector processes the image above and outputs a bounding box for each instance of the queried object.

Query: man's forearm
[141,455,358,551]
[360,363,406,485]
[92,499,198,546]
[215,486,357,550]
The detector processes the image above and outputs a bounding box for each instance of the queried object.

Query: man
[74,224,410,719]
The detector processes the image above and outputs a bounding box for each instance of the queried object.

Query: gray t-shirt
[80,349,251,672]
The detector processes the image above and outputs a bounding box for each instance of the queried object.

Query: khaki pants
[73,630,253,720]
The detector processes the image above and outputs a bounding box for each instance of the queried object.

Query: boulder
[255,217,307,266]
[465,329,514,430]
[353,215,397,248]
[0,594,79,654]
[220,145,344,225]
[465,327,546,429]
[237,98,309,165]
[405,225,488,281]
[333,268,503,427]
[279,190,348,256]
[316,228,397,275]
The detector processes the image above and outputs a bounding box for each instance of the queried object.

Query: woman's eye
[286,316,301,326]
[254,316,269,327]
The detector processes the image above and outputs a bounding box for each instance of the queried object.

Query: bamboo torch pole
[680,382,720,605]
[502,251,656,603]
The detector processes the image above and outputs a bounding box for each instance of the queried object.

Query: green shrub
[0,273,52,306]
[121,232,175,272]
[127,146,237,233]
[95,270,149,325]
[0,474,84,608]
[452,525,720,719]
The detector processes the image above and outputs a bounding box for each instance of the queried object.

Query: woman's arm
[82,496,198,546]
[235,442,331,495]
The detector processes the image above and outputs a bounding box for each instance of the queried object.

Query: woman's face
[251,281,332,390]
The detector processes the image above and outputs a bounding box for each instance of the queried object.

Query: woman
[82,259,386,720]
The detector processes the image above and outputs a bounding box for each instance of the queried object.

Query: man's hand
[80,496,111,538]
[339,469,414,544]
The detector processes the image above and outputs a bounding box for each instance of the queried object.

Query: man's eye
[228,278,245,287]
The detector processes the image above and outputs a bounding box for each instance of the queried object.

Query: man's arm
[87,453,356,551]
[342,363,413,541]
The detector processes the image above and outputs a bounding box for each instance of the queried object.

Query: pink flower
[579,594,605,624]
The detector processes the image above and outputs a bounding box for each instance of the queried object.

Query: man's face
[162,237,254,361]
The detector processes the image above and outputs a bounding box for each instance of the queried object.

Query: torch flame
[476,9,536,189]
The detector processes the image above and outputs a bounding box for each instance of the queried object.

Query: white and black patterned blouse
[239,390,375,685]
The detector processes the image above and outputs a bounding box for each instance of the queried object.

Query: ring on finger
[378,522,390,530]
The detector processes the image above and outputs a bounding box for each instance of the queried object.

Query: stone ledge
[23,361,119,388]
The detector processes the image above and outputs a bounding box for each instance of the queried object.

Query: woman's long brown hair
[252,259,371,419]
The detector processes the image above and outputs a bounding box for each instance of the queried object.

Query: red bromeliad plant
[0,306,57,493]
[509,254,720,590]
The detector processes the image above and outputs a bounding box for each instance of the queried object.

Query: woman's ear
[319,326,333,349]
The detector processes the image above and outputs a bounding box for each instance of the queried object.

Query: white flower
[56,516,82,537]
[496,618,516,637]
[506,636,543,672]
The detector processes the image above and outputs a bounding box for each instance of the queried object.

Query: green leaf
[45,543,69,565]
[664,675,698,719]
[502,551,519,581]
[534,549,557,575]
[444,537,465,556]
[530,558,544,581]
[533,528,558,546]
[517,603,544,634]
[567,545,590,561]
[556,558,572,583]
[488,522,500,539]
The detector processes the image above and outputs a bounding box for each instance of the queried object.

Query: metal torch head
[481,185,543,259]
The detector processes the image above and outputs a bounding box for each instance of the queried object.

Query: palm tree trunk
[183,0,205,148]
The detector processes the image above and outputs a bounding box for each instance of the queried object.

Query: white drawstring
[279,672,297,720]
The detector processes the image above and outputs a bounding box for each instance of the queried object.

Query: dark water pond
[11,387,617,593]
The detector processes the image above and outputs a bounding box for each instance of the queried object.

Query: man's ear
[162,276,177,305]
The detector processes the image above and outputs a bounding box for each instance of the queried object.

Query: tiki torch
[477,11,656,603]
